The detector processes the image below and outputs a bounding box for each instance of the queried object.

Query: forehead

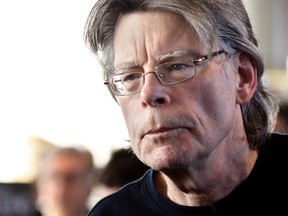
[48,154,89,172]
[113,10,200,67]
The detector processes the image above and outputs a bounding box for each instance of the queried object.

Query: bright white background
[0,0,287,182]
[0,0,129,182]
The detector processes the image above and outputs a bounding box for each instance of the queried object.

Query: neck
[155,143,259,206]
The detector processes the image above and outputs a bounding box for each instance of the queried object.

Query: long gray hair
[84,0,279,148]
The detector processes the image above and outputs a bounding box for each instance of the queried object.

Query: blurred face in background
[36,153,94,216]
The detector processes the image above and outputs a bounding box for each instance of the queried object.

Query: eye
[166,63,191,73]
[122,72,142,82]
[172,64,188,71]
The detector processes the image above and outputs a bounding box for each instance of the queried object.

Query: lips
[138,114,195,140]
[149,127,174,134]
[141,127,170,139]
[141,127,188,139]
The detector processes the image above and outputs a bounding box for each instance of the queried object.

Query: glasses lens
[156,60,196,84]
[110,72,143,95]
[110,75,124,95]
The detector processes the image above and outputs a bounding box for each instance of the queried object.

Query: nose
[140,72,171,107]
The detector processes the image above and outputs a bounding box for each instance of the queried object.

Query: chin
[147,156,186,171]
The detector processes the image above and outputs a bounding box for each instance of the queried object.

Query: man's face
[113,10,241,171]
[40,155,92,214]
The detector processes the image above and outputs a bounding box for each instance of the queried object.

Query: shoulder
[257,132,288,168]
[263,132,288,151]
[88,169,153,216]
[269,132,288,141]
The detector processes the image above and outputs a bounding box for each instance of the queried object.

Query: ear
[236,52,257,105]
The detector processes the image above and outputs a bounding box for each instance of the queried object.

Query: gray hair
[84,0,279,148]
[38,146,95,179]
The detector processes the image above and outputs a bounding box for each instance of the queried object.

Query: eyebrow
[114,49,200,71]
[114,61,143,71]
[157,49,199,63]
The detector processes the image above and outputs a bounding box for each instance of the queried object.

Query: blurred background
[0,0,287,183]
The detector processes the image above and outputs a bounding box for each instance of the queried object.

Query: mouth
[141,127,188,139]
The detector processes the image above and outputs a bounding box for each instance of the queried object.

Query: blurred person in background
[90,148,150,203]
[35,146,96,216]
[274,103,288,133]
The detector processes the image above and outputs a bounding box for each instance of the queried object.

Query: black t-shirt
[88,133,288,216]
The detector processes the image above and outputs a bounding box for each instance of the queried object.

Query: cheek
[200,66,237,105]
[200,86,231,111]
[192,69,238,124]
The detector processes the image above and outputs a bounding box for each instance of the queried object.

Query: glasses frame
[104,49,226,96]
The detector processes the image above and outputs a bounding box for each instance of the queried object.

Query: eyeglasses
[104,50,226,96]
[47,170,91,184]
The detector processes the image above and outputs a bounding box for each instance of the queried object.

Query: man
[84,0,288,215]
[36,146,95,216]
